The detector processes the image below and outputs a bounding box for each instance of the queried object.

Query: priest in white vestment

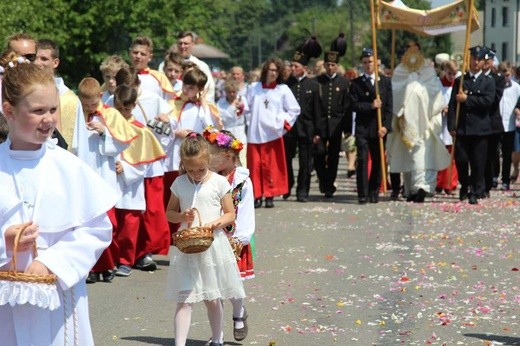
[387,43,450,202]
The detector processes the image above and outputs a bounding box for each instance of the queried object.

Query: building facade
[484,0,519,62]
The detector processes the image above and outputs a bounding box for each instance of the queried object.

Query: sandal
[233,306,249,341]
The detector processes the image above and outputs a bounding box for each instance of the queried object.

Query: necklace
[262,87,276,109]
[188,169,210,208]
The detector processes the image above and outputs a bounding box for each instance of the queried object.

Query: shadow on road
[121,336,244,346]
[464,333,520,345]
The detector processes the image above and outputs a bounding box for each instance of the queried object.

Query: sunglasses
[23,53,36,62]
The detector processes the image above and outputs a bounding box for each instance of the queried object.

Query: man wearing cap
[349,47,392,204]
[314,50,351,198]
[448,45,496,204]
[481,47,506,195]
[387,42,450,203]
[283,50,325,202]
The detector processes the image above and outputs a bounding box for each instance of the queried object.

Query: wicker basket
[172,208,214,254]
[228,236,243,261]
[0,224,57,285]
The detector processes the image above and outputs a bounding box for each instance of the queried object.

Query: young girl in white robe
[0,58,117,345]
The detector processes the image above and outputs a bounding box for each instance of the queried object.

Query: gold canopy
[376,0,479,36]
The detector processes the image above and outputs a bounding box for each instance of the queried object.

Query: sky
[430,0,456,7]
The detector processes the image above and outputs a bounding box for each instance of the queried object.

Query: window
[503,7,509,26]
[502,42,508,60]
[491,8,496,27]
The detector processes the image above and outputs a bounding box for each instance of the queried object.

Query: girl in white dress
[165,133,245,346]
[0,58,116,345]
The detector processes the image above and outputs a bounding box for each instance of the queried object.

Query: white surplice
[0,139,117,345]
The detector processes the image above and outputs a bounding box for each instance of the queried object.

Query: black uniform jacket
[447,72,496,136]
[487,71,506,133]
[315,73,351,138]
[349,73,393,138]
[286,75,326,141]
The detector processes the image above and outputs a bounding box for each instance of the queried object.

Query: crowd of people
[0,28,519,345]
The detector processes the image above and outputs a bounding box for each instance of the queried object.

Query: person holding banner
[448,46,496,204]
[349,47,392,204]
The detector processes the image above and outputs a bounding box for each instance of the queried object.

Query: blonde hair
[2,60,55,106]
[442,59,459,72]
[130,36,154,52]
[100,54,129,74]
[0,49,18,68]
[179,133,210,163]
[77,77,102,99]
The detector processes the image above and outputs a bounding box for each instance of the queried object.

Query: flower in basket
[203,125,243,153]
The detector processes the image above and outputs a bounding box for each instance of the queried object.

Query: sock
[230,298,244,329]
[174,303,193,346]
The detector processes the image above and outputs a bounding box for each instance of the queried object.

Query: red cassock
[436,145,458,191]
[247,138,289,199]
[137,176,171,258]
[92,207,118,272]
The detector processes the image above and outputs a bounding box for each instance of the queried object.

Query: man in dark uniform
[349,48,392,204]
[284,49,325,202]
[314,50,351,198]
[481,48,506,195]
[448,46,496,204]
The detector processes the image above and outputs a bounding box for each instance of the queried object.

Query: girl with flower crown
[203,125,254,342]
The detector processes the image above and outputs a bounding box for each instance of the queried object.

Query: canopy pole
[447,0,474,190]
[370,0,387,193]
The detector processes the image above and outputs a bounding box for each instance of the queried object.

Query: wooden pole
[447,0,474,189]
[370,0,387,193]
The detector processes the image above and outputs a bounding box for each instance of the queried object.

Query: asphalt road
[89,160,520,345]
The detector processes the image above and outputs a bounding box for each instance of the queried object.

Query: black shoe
[492,178,498,188]
[414,188,426,203]
[254,198,262,208]
[483,191,490,198]
[435,187,443,194]
[102,270,115,283]
[233,306,249,341]
[406,194,417,202]
[459,190,468,201]
[369,194,379,203]
[296,196,308,202]
[358,197,367,204]
[265,197,274,208]
[469,194,478,204]
[282,192,291,200]
[390,190,400,201]
[134,254,157,271]
[86,272,99,284]
[347,170,356,178]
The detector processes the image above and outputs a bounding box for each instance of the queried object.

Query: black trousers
[484,133,501,192]
[455,135,488,197]
[355,135,384,198]
[491,131,515,185]
[284,134,314,198]
[314,132,342,194]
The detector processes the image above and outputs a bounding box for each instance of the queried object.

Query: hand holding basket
[0,224,59,310]
[172,208,214,254]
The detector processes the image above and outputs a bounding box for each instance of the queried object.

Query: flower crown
[202,126,243,153]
